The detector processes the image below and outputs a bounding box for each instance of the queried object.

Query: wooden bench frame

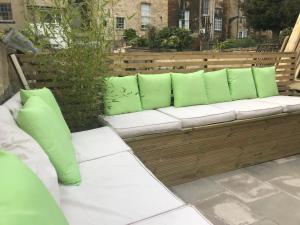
[125,112,300,186]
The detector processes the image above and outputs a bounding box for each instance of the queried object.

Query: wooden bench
[18,51,299,186]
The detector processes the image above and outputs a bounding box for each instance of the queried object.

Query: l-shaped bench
[1,93,212,225]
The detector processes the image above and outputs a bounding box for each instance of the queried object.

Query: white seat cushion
[158,105,235,128]
[258,95,300,113]
[72,127,131,163]
[104,110,182,138]
[60,152,184,225]
[131,205,212,225]
[213,99,283,120]
[3,92,21,120]
[0,106,60,204]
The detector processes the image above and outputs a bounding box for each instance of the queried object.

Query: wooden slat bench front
[125,112,300,186]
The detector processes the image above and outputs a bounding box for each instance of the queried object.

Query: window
[0,3,13,22]
[238,31,247,38]
[141,3,151,30]
[179,10,190,30]
[116,17,125,29]
[214,18,222,31]
[202,0,209,16]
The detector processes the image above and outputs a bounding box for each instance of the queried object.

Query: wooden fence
[17,51,296,130]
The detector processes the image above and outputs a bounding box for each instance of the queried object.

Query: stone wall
[0,0,26,31]
[108,0,168,39]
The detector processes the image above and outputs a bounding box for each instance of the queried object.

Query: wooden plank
[126,113,300,186]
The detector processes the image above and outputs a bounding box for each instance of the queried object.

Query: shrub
[147,27,193,51]
[279,27,293,44]
[123,28,138,43]
[214,37,257,50]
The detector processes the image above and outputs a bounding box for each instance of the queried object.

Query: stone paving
[171,154,300,225]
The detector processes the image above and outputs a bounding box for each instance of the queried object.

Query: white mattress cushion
[60,152,184,225]
[104,110,182,138]
[3,92,21,120]
[213,99,283,120]
[0,106,60,203]
[72,127,131,163]
[130,205,212,225]
[258,95,300,113]
[158,105,235,128]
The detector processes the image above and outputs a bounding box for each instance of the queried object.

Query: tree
[243,0,300,39]
[24,0,113,131]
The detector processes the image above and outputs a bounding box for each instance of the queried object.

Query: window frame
[0,3,13,23]
[179,10,190,30]
[214,18,222,31]
[202,0,209,16]
[141,3,151,30]
[116,16,125,30]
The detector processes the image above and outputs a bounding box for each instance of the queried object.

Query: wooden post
[0,43,9,101]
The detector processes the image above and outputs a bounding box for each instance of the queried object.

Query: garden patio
[1,2,300,224]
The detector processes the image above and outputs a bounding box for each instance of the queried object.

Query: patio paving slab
[215,173,280,203]
[171,154,300,225]
[195,192,262,225]
[249,192,300,225]
[171,178,225,204]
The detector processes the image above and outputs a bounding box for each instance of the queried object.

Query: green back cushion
[227,68,257,100]
[17,96,81,185]
[104,75,142,116]
[172,70,208,107]
[138,73,171,110]
[0,150,69,225]
[252,66,279,98]
[20,88,70,135]
[204,69,232,104]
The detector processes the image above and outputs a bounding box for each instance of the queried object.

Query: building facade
[0,0,54,31]
[168,0,248,42]
[107,0,168,40]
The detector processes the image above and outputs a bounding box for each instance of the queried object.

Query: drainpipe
[199,0,202,50]
[237,0,240,38]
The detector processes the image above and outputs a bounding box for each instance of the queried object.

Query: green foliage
[147,26,193,51]
[279,27,293,43]
[25,0,113,131]
[123,28,138,42]
[243,0,300,37]
[214,38,257,51]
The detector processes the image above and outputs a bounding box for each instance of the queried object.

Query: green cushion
[252,66,279,98]
[138,73,171,109]
[20,88,70,135]
[0,150,69,225]
[104,75,142,116]
[17,96,81,185]
[204,69,232,104]
[172,70,208,107]
[227,68,257,100]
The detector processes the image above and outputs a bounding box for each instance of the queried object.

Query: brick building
[168,0,248,42]
[107,0,168,40]
[0,0,54,32]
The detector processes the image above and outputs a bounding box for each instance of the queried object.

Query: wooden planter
[125,112,300,186]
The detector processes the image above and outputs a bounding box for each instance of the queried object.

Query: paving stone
[245,161,296,182]
[196,192,262,225]
[249,192,300,225]
[215,173,280,203]
[208,168,247,182]
[171,178,225,204]
[269,174,300,200]
[251,219,279,225]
